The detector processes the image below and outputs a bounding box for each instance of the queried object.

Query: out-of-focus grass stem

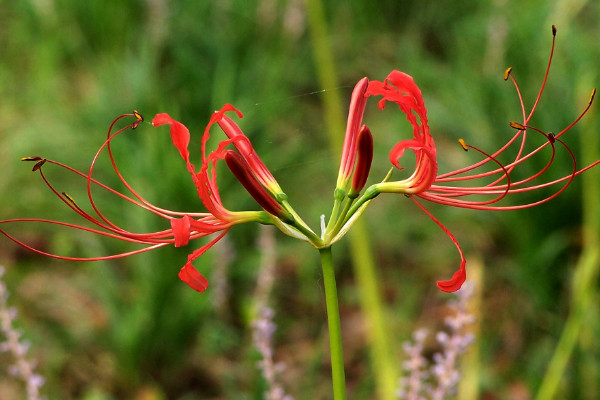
[305,1,398,399]
[535,73,599,400]
[458,256,483,400]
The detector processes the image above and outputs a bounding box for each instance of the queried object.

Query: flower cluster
[0,266,46,400]
[252,307,293,400]
[397,282,476,400]
[1,25,596,293]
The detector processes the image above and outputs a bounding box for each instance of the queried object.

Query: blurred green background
[0,0,598,399]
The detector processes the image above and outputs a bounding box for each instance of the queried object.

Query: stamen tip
[509,121,526,130]
[552,25,557,36]
[458,138,468,151]
[503,67,513,81]
[22,156,47,171]
[590,88,596,105]
[132,110,144,129]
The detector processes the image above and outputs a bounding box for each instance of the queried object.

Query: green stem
[327,197,354,240]
[319,247,347,400]
[325,197,343,234]
[280,199,323,246]
[306,1,398,397]
[343,186,380,225]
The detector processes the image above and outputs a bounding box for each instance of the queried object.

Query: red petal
[177,230,229,292]
[338,77,369,181]
[200,104,243,165]
[216,116,279,190]
[152,113,191,162]
[209,103,243,126]
[389,139,422,168]
[178,262,209,292]
[151,113,174,126]
[171,215,191,247]
[436,260,466,293]
[350,125,373,195]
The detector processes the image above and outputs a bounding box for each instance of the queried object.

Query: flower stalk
[319,247,347,400]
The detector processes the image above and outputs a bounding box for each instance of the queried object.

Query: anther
[21,157,47,171]
[503,67,513,81]
[62,192,77,205]
[458,138,469,151]
[547,132,556,144]
[590,88,596,106]
[552,25,557,36]
[132,110,144,129]
[509,121,526,130]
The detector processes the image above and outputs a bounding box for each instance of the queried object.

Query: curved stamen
[0,224,169,260]
[422,132,577,211]
[419,139,511,206]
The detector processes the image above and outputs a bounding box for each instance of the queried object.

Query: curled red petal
[178,262,209,292]
[389,139,423,169]
[152,113,191,163]
[202,104,243,161]
[436,260,466,293]
[171,215,191,247]
[177,230,229,292]
[366,71,429,137]
[209,103,243,126]
[151,113,173,126]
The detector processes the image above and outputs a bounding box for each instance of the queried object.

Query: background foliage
[0,0,598,399]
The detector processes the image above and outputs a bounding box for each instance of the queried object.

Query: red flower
[0,107,278,293]
[366,26,598,292]
[3,26,596,296]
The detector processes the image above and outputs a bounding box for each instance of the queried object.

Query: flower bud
[224,150,291,221]
[349,125,373,198]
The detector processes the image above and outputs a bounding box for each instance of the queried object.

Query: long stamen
[439,26,558,184]
[0,224,169,261]
[527,25,557,122]
[87,113,160,230]
[421,139,511,207]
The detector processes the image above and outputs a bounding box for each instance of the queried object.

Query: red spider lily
[2,26,596,297]
[0,107,280,293]
[366,26,598,292]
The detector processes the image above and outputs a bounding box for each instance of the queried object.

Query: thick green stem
[319,247,347,400]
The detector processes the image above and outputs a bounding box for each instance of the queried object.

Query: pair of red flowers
[2,26,597,293]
